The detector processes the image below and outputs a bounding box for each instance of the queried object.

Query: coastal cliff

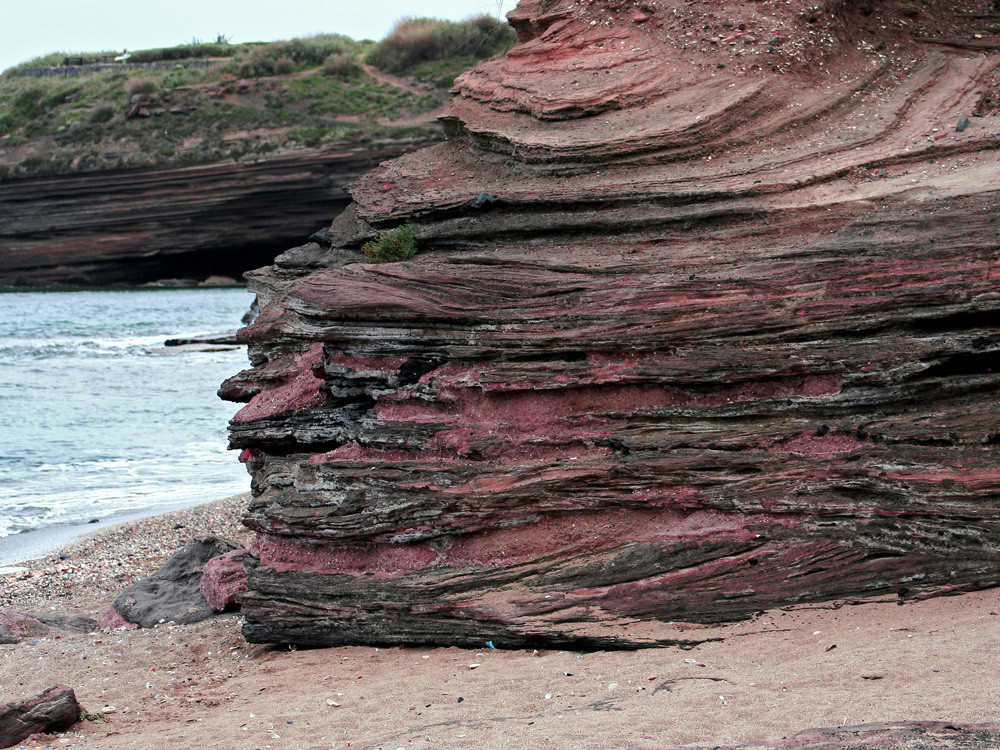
[221,0,1000,648]
[0,22,520,286]
[0,145,419,286]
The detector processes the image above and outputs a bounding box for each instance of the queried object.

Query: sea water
[0,288,253,562]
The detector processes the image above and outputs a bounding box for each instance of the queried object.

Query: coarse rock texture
[0,609,96,645]
[0,686,82,749]
[658,721,1000,750]
[105,536,238,629]
[220,0,1000,648]
[0,145,419,287]
[199,548,250,612]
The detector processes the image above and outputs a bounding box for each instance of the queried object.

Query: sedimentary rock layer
[222,0,1000,648]
[668,721,1000,750]
[0,145,417,286]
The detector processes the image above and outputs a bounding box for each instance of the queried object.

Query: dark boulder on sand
[0,609,96,644]
[0,686,82,749]
[104,536,237,629]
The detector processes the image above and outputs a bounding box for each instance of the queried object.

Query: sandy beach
[0,493,997,749]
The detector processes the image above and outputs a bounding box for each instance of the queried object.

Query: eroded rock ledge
[221,0,1000,648]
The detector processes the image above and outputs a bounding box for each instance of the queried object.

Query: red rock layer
[221,0,1000,648]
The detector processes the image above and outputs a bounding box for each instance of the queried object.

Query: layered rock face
[0,145,417,286]
[221,0,1000,648]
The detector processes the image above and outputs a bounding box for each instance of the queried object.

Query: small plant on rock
[323,53,361,79]
[362,225,419,263]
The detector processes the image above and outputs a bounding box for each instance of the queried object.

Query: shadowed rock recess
[220,0,1000,648]
[0,147,417,287]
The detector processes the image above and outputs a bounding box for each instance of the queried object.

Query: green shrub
[10,87,45,119]
[362,225,419,262]
[128,43,229,63]
[43,85,81,108]
[229,34,360,78]
[88,105,115,123]
[273,57,294,75]
[323,53,361,79]
[126,78,157,97]
[366,15,516,76]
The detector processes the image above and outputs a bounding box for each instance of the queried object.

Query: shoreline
[0,494,250,571]
[0,493,252,613]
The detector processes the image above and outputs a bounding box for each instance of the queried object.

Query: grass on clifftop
[367,16,516,87]
[0,16,513,179]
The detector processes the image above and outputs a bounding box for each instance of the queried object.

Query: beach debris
[105,536,239,629]
[468,663,480,669]
[200,548,250,612]
[861,674,885,680]
[486,640,496,649]
[0,685,83,749]
[825,644,837,652]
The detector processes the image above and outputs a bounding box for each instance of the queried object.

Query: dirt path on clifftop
[363,64,449,126]
[362,64,438,97]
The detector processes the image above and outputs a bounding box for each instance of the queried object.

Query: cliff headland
[3,1,1000,746]
[220,0,1000,648]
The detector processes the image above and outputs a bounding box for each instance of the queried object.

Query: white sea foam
[0,288,253,548]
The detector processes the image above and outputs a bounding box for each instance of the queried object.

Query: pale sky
[0,0,519,72]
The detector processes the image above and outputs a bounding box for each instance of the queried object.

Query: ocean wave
[0,288,252,542]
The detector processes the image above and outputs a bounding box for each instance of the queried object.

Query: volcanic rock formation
[221,0,1000,648]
